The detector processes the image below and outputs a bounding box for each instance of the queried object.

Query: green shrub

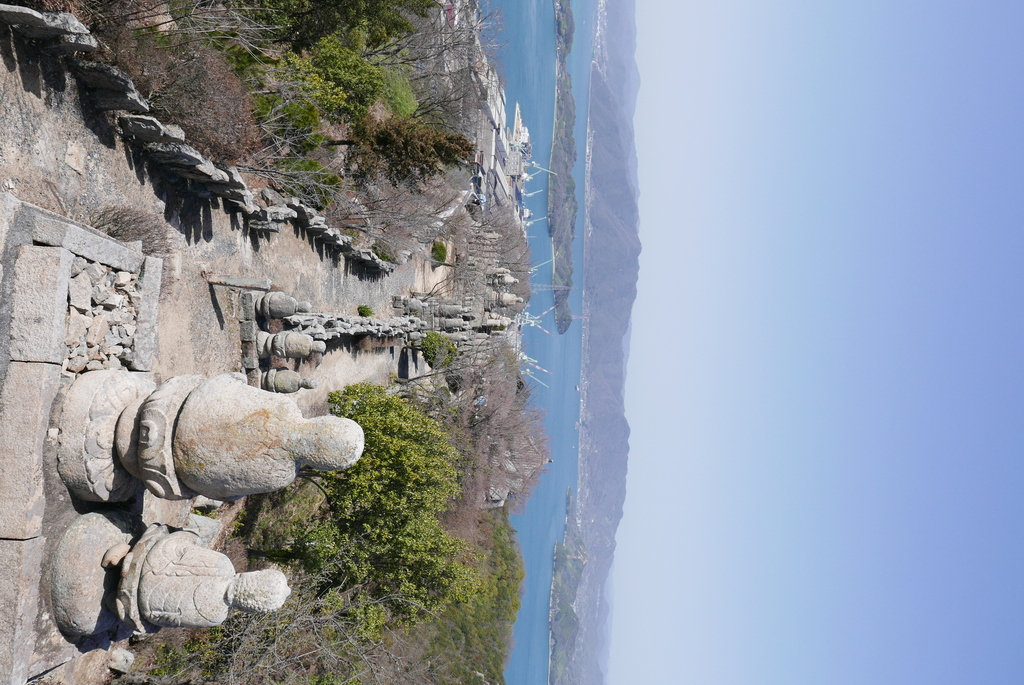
[251,0,436,50]
[357,305,374,317]
[431,241,448,263]
[287,38,386,122]
[420,331,457,368]
[253,93,325,155]
[281,384,479,630]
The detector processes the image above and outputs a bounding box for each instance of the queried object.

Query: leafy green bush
[357,305,374,317]
[431,241,448,263]
[420,509,524,684]
[420,331,457,368]
[287,37,386,122]
[283,385,478,630]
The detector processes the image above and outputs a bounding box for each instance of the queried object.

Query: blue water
[486,0,598,682]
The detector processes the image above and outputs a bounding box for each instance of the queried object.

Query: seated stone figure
[59,370,364,503]
[52,516,291,637]
[170,373,363,499]
[128,527,289,630]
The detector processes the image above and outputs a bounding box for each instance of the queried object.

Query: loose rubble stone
[68,270,92,310]
[84,261,105,283]
[108,648,135,674]
[65,308,89,345]
[85,314,109,346]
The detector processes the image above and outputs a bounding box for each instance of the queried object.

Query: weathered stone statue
[262,368,317,393]
[117,524,290,633]
[57,370,157,503]
[256,291,312,320]
[51,513,290,637]
[169,372,361,499]
[58,370,363,502]
[256,330,326,359]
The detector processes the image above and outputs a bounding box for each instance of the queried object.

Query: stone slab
[43,32,98,54]
[118,114,185,144]
[128,256,161,371]
[32,212,145,273]
[239,320,257,342]
[0,4,47,28]
[0,536,45,685]
[90,88,150,114]
[208,275,272,291]
[8,246,73,364]
[0,361,60,539]
[66,57,134,91]
[14,12,88,39]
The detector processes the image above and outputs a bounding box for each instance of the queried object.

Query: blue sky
[609,1,1024,683]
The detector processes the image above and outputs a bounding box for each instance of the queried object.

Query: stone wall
[0,194,160,685]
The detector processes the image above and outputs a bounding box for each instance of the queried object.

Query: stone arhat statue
[51,512,291,637]
[58,370,363,503]
[117,523,290,633]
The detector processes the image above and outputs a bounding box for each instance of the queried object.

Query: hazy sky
[610,1,1024,683]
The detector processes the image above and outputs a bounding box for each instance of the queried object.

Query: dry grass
[89,204,173,256]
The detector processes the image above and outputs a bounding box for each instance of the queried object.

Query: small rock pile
[63,258,141,375]
[285,313,428,342]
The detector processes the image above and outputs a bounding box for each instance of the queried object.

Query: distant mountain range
[550,0,641,682]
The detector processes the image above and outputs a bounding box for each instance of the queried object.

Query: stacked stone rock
[63,257,141,375]
[285,312,428,342]
[391,294,514,334]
